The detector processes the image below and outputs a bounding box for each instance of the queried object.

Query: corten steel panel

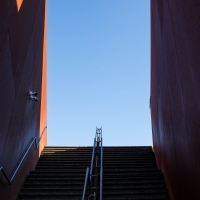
[176,3,200,192]
[152,5,180,196]
[151,2,181,199]
[162,3,193,199]
[9,0,41,93]
[29,3,46,160]
[39,1,47,155]
[151,0,200,199]
[16,0,24,11]
[0,33,15,166]
[2,37,37,170]
[0,0,16,51]
[0,0,47,200]
[2,23,43,172]
[150,0,161,169]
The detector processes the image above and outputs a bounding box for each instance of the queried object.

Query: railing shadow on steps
[82,127,103,200]
[0,126,47,185]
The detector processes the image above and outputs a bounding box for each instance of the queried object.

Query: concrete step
[17,146,169,200]
[24,180,164,186]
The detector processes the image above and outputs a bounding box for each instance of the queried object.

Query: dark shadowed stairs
[17,146,170,200]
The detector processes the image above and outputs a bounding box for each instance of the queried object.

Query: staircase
[17,146,170,200]
[17,146,92,200]
[103,147,169,200]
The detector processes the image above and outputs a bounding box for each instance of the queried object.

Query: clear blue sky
[47,1,151,146]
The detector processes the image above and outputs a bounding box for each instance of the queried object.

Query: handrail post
[100,138,103,200]
[82,167,89,200]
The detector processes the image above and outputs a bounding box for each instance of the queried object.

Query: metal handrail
[82,127,103,200]
[82,167,89,200]
[35,126,47,149]
[100,137,103,200]
[82,137,96,200]
[89,138,96,183]
[0,126,47,185]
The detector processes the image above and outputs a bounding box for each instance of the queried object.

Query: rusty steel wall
[0,0,47,199]
[151,1,200,199]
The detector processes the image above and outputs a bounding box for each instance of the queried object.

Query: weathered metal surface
[0,0,47,199]
[151,1,200,199]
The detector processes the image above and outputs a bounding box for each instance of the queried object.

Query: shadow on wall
[0,0,47,199]
[151,0,200,200]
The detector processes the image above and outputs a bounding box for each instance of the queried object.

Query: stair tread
[17,146,169,200]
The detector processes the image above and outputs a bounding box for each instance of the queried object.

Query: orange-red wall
[151,1,200,199]
[0,0,47,199]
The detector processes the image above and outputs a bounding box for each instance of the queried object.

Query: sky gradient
[47,1,151,146]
